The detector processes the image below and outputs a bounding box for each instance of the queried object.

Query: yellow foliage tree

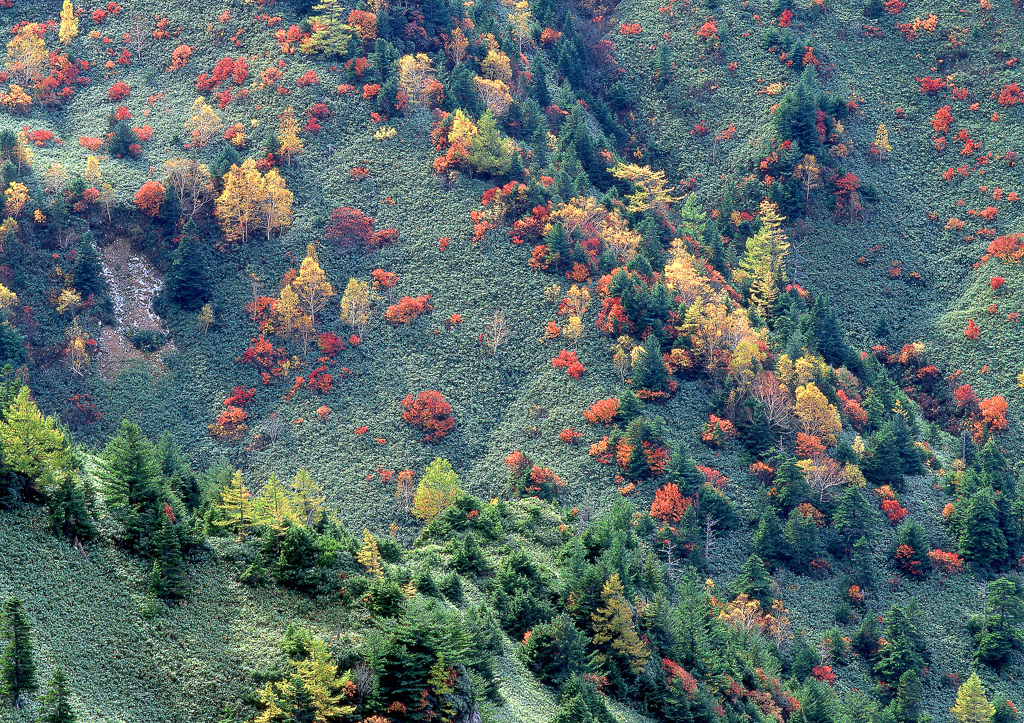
[64,319,92,376]
[4,182,29,219]
[355,529,384,578]
[472,77,512,117]
[215,158,268,247]
[292,245,333,327]
[164,158,214,219]
[0,219,16,254]
[874,123,891,158]
[794,382,842,447]
[0,283,17,311]
[59,0,79,45]
[0,84,32,113]
[84,155,101,186]
[215,471,254,540]
[951,673,994,723]
[5,24,48,85]
[412,458,461,523]
[253,473,297,542]
[591,573,650,673]
[794,154,821,208]
[611,162,680,214]
[262,168,292,239]
[184,98,223,148]
[292,468,325,526]
[339,278,371,336]
[397,53,440,107]
[278,107,303,166]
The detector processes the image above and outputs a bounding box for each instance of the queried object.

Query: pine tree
[590,573,650,673]
[630,334,668,395]
[0,597,36,709]
[666,445,705,497]
[149,514,185,600]
[47,473,94,541]
[101,420,163,523]
[785,507,820,572]
[891,670,922,723]
[39,667,75,723]
[974,576,1024,668]
[951,673,995,723]
[737,554,773,605]
[74,239,108,302]
[959,487,1009,571]
[470,109,512,176]
[873,604,928,689]
[214,471,253,540]
[166,222,210,310]
[752,509,787,565]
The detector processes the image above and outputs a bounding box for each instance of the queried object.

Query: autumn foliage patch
[401,390,454,442]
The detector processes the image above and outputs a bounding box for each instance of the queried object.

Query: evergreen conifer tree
[737,554,773,605]
[630,334,668,395]
[39,667,75,723]
[785,508,820,572]
[166,221,211,310]
[752,510,787,565]
[0,597,36,709]
[470,109,512,176]
[959,487,1009,571]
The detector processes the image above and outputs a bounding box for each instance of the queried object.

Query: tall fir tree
[39,667,76,723]
[0,597,36,709]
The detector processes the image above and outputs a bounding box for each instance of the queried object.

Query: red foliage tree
[386,295,432,324]
[979,396,1008,433]
[964,318,980,339]
[998,82,1024,107]
[551,350,585,378]
[325,207,375,247]
[928,549,963,577]
[108,81,130,101]
[401,390,454,442]
[931,105,953,134]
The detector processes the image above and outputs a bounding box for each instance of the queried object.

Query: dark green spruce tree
[0,597,37,709]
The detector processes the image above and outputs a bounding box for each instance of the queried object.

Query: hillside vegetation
[0,0,1023,722]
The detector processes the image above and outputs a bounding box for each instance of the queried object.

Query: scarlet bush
[386,295,432,324]
[325,207,374,247]
[551,350,585,378]
[964,318,980,339]
[107,81,130,101]
[401,390,454,442]
[583,397,619,424]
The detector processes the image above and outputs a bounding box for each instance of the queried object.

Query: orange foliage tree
[386,295,432,324]
[133,180,166,217]
[650,483,688,523]
[401,390,454,442]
